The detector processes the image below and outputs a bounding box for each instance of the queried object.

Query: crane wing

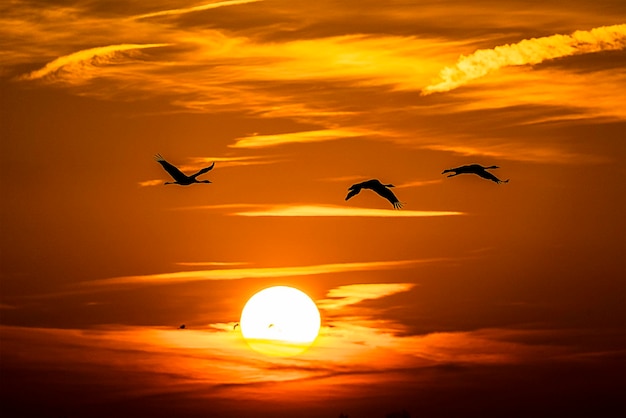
[375,186,402,209]
[190,162,215,179]
[475,170,508,184]
[155,154,189,182]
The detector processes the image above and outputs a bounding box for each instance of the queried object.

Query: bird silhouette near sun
[345,179,403,209]
[155,154,215,185]
[442,164,509,184]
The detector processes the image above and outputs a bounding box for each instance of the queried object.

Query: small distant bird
[233,323,239,330]
[442,164,509,184]
[345,179,402,209]
[155,154,215,185]
[179,324,186,329]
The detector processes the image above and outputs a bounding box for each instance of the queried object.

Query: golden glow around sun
[240,286,321,356]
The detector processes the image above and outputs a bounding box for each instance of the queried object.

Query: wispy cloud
[231,204,464,217]
[395,179,443,188]
[138,179,163,187]
[133,0,264,20]
[82,260,421,287]
[423,141,610,164]
[189,155,280,168]
[19,322,613,410]
[440,67,626,123]
[19,43,169,82]
[230,129,369,148]
[0,323,576,401]
[175,261,249,267]
[423,24,626,94]
[318,283,416,310]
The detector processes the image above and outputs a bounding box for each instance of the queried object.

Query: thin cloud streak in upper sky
[83,260,421,287]
[423,24,626,94]
[233,205,464,217]
[230,129,367,148]
[133,0,264,20]
[423,141,610,164]
[19,43,169,81]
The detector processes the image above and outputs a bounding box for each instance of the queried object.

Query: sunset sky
[1,1,625,417]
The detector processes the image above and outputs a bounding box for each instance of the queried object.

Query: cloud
[82,259,421,287]
[423,24,626,94]
[395,179,443,188]
[19,43,169,82]
[188,155,280,168]
[230,129,368,148]
[3,321,622,418]
[231,204,464,217]
[138,179,164,187]
[318,283,416,310]
[436,67,626,123]
[424,141,610,164]
[175,261,249,267]
[133,0,264,20]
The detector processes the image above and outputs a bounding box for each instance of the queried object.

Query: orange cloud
[318,283,416,310]
[175,261,248,267]
[138,179,163,187]
[19,43,169,82]
[0,324,573,390]
[231,204,464,217]
[423,141,610,164]
[133,0,264,20]
[395,179,443,188]
[82,259,421,287]
[230,129,368,148]
[423,24,626,94]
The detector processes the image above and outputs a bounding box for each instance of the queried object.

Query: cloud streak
[318,283,416,310]
[19,43,169,82]
[232,204,464,217]
[82,260,421,287]
[230,129,369,148]
[423,24,626,94]
[133,0,264,20]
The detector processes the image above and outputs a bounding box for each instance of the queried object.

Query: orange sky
[1,1,625,417]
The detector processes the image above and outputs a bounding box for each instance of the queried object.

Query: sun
[240,286,321,356]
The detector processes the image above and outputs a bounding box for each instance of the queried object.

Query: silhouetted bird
[233,323,239,330]
[179,324,186,329]
[345,179,403,209]
[442,164,509,184]
[155,154,215,185]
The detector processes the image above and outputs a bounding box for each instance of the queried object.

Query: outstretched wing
[190,162,215,179]
[475,170,508,184]
[374,186,403,209]
[155,154,189,182]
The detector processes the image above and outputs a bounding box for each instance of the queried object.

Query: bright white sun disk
[240,286,321,356]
